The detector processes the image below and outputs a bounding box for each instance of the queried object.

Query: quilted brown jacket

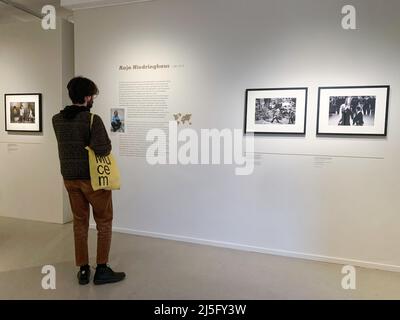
[52,105,112,180]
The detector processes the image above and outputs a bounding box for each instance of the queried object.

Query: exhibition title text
[119,64,170,71]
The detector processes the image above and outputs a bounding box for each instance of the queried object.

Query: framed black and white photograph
[5,93,42,132]
[245,88,308,134]
[317,86,390,136]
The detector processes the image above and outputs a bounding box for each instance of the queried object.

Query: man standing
[270,108,282,124]
[52,76,126,285]
[353,106,364,126]
[19,104,25,123]
[338,102,352,126]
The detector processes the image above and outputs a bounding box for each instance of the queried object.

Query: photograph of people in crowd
[10,102,36,124]
[255,98,296,125]
[328,96,376,126]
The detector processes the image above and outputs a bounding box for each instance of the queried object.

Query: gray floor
[1,216,400,300]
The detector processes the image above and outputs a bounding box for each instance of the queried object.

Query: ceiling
[0,0,72,24]
[60,0,154,10]
[0,0,158,24]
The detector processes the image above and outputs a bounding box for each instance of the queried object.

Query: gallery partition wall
[67,0,400,271]
[0,18,74,224]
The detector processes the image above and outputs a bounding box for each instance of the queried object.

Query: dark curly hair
[67,76,99,104]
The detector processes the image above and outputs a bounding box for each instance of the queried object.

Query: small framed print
[317,86,390,136]
[245,87,308,135]
[110,108,125,133]
[5,93,42,132]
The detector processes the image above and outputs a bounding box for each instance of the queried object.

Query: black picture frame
[4,93,42,133]
[316,85,390,137]
[244,87,308,135]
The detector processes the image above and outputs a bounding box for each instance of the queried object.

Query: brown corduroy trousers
[64,180,113,267]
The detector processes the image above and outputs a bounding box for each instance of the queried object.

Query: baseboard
[90,224,400,273]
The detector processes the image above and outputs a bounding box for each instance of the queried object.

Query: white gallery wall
[0,19,74,224]
[74,0,400,270]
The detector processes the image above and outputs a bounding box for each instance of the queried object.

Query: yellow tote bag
[85,114,121,191]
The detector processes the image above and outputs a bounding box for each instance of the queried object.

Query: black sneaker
[94,265,126,285]
[77,265,91,285]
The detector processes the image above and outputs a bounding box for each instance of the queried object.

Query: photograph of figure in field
[255,98,296,125]
[328,96,376,126]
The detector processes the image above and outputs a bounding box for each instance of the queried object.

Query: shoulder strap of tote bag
[88,113,95,144]
[90,113,94,131]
